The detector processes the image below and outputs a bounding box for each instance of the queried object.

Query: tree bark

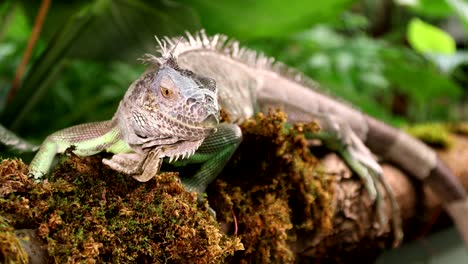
[294,133,468,262]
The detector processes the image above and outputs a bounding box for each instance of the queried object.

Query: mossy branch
[1,112,467,263]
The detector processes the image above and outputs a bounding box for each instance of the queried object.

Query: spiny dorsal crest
[139,35,185,68]
[141,30,358,111]
[139,51,178,69]
[141,30,320,89]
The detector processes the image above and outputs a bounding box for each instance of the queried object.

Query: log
[293,133,468,262]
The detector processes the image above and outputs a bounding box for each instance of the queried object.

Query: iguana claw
[340,147,403,247]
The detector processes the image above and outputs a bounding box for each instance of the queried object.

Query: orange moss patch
[0,213,28,263]
[208,110,334,263]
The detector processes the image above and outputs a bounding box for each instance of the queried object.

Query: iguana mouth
[160,113,218,163]
[160,138,205,163]
[201,114,219,128]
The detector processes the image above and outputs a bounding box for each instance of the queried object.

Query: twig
[7,0,51,104]
[231,206,238,236]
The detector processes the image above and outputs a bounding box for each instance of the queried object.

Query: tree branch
[294,133,468,262]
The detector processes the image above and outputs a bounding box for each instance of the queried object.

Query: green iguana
[2,30,468,247]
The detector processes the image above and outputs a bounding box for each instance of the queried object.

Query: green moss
[405,123,453,149]
[208,110,334,263]
[0,110,334,263]
[0,153,243,263]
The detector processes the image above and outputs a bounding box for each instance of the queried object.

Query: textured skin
[29,121,122,176]
[2,30,468,247]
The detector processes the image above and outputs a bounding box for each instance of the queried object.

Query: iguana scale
[2,30,468,247]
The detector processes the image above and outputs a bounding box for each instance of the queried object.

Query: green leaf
[181,0,355,40]
[407,18,456,54]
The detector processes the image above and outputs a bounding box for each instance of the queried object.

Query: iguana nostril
[205,94,214,103]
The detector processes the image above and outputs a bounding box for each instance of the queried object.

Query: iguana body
[2,30,468,246]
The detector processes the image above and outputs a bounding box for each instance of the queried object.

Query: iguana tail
[366,117,468,245]
[0,123,39,152]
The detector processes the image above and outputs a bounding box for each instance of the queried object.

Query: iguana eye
[160,86,174,98]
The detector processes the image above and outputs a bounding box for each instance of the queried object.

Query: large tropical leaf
[1,0,200,132]
[181,0,356,40]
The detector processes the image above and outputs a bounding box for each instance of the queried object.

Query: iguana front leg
[104,123,242,193]
[102,153,144,175]
[173,123,242,193]
[109,148,163,182]
[29,120,127,178]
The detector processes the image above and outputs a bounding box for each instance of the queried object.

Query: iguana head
[154,57,219,131]
[124,55,219,144]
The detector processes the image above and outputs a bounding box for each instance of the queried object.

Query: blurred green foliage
[0,0,467,142]
[179,0,354,39]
